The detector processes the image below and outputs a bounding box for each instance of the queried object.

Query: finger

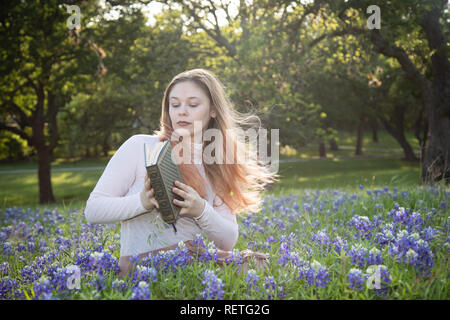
[172,187,188,199]
[173,198,187,207]
[174,180,191,192]
[151,198,159,209]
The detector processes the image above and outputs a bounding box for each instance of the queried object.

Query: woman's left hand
[172,180,206,218]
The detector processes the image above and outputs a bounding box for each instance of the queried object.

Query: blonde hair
[153,68,278,215]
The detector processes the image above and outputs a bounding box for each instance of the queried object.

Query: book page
[145,141,165,167]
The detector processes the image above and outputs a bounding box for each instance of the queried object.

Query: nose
[178,103,189,116]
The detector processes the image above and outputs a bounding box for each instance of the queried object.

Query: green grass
[0,156,422,208]
[0,170,103,209]
[270,157,421,197]
[0,129,423,208]
[280,130,421,159]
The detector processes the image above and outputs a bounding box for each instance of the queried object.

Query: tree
[0,0,103,203]
[325,0,450,183]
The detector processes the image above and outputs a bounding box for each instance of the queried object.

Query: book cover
[144,140,184,232]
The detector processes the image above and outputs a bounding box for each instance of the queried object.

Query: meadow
[0,131,448,300]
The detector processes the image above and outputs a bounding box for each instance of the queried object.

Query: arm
[84,135,149,224]
[194,198,239,251]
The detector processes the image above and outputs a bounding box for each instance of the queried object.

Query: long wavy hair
[153,69,278,215]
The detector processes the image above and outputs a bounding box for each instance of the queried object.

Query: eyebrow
[169,96,201,100]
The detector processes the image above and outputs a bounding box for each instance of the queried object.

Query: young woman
[84,68,278,277]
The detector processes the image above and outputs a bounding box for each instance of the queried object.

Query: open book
[144,139,184,233]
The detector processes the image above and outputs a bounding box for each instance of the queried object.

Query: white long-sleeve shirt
[84,134,239,256]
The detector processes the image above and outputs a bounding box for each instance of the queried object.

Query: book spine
[147,165,175,224]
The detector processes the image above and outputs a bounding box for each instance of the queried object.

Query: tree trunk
[355,113,365,155]
[85,146,91,158]
[370,118,379,143]
[380,118,418,162]
[30,83,56,204]
[36,144,55,204]
[419,8,450,183]
[102,135,110,157]
[319,140,326,158]
[369,8,449,183]
[329,138,339,151]
[421,92,450,182]
[414,106,428,161]
[379,105,419,162]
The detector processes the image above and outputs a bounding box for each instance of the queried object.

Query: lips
[177,121,191,126]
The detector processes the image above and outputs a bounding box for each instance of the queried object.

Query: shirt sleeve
[84,135,150,224]
[194,197,239,251]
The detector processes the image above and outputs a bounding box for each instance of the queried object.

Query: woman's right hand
[140,173,160,211]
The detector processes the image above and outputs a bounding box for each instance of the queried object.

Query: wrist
[194,199,207,220]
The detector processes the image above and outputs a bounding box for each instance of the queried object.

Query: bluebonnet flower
[17,243,26,252]
[264,275,277,299]
[199,242,219,263]
[312,220,321,228]
[0,262,9,275]
[141,242,191,273]
[1,277,20,299]
[348,245,369,268]
[89,274,107,292]
[20,265,39,283]
[133,265,158,284]
[200,270,225,300]
[192,233,207,250]
[298,260,331,288]
[388,230,434,274]
[367,248,384,266]
[374,226,395,248]
[47,265,73,291]
[421,226,439,242]
[310,229,331,247]
[245,269,260,292]
[331,236,348,255]
[347,215,374,240]
[2,242,13,256]
[366,265,392,296]
[75,249,119,275]
[32,276,56,300]
[112,279,128,291]
[348,268,367,291]
[277,242,292,266]
[225,249,244,265]
[131,281,151,300]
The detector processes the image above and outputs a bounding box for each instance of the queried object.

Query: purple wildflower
[347,215,374,240]
[298,260,331,288]
[131,281,151,300]
[111,279,128,291]
[264,275,277,299]
[1,277,20,299]
[200,270,225,300]
[348,268,367,291]
[32,276,56,300]
[245,269,261,292]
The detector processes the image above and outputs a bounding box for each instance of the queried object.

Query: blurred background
[0,0,448,207]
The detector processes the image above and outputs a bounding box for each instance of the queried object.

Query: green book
[144,139,184,233]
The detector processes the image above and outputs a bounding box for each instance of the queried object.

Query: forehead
[169,81,208,100]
